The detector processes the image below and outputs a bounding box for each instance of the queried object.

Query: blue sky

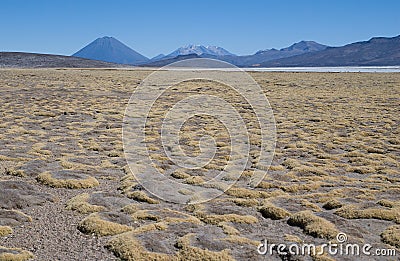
[0,0,399,58]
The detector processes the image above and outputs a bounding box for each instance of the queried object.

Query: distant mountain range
[142,41,329,67]
[218,41,328,66]
[1,35,399,68]
[72,36,149,65]
[260,35,400,67]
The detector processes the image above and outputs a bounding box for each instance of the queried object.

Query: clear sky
[0,0,399,58]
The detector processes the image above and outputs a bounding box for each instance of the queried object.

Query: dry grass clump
[0,246,34,261]
[311,247,336,261]
[106,231,174,261]
[322,199,343,210]
[288,211,338,239]
[268,165,285,171]
[258,203,291,220]
[0,210,33,224]
[170,169,190,179]
[0,226,13,236]
[195,212,258,225]
[37,171,99,189]
[78,213,132,237]
[377,199,400,208]
[256,181,280,189]
[282,158,301,169]
[218,222,240,235]
[184,176,205,185]
[126,191,159,204]
[300,199,322,211]
[283,234,303,243]
[131,210,159,221]
[59,158,89,170]
[346,166,375,174]
[231,198,259,207]
[133,222,168,234]
[66,193,106,214]
[225,187,269,199]
[281,182,322,193]
[121,204,139,214]
[381,225,400,248]
[107,232,234,261]
[3,167,26,177]
[175,233,234,261]
[27,142,52,157]
[221,235,259,246]
[335,204,400,223]
[107,150,121,157]
[119,173,137,194]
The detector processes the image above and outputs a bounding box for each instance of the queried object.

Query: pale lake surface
[244,66,400,73]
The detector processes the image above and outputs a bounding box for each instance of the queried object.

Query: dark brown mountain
[0,52,124,68]
[260,35,400,67]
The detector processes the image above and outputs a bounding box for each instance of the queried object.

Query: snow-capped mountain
[165,44,235,58]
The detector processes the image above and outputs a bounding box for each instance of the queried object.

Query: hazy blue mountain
[72,36,149,65]
[150,53,166,61]
[219,41,328,66]
[260,35,400,67]
[142,54,203,67]
[165,44,235,58]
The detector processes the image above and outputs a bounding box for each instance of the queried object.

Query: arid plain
[0,69,399,260]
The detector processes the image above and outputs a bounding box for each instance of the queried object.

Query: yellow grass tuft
[196,212,258,225]
[170,169,190,179]
[381,225,400,248]
[335,205,400,223]
[259,203,291,220]
[322,199,343,210]
[175,233,235,261]
[106,231,174,261]
[288,211,338,239]
[126,191,159,204]
[225,187,270,199]
[78,213,132,236]
[221,235,259,246]
[0,226,13,237]
[218,222,240,235]
[66,193,106,214]
[121,204,139,214]
[37,171,99,189]
[0,246,34,261]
